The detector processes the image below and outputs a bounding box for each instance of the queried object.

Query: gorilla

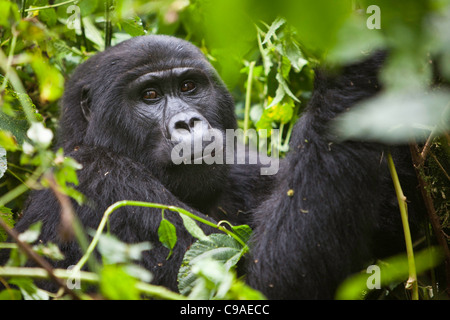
[0,35,422,299]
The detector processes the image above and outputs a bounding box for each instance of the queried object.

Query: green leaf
[334,89,450,143]
[336,247,444,300]
[0,112,29,146]
[9,278,49,300]
[262,17,286,45]
[275,72,300,103]
[18,221,42,244]
[96,232,152,265]
[37,8,58,27]
[158,218,177,259]
[30,58,65,102]
[0,206,14,242]
[32,242,65,261]
[0,131,19,151]
[120,16,146,37]
[100,264,140,300]
[0,147,6,179]
[179,213,208,241]
[0,289,22,300]
[284,36,308,72]
[178,233,245,296]
[231,224,252,244]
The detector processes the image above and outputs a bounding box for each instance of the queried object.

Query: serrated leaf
[284,37,308,72]
[0,206,14,242]
[262,17,286,45]
[158,218,177,259]
[177,233,245,295]
[0,112,29,146]
[275,72,300,103]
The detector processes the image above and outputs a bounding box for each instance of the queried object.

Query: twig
[24,0,78,12]
[409,143,450,295]
[0,266,186,300]
[104,0,113,49]
[45,174,99,274]
[74,200,247,273]
[0,217,80,300]
[430,152,450,181]
[243,61,255,144]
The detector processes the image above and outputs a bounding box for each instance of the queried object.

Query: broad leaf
[158,218,177,259]
[178,233,246,296]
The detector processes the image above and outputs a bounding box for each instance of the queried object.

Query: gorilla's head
[59,35,236,205]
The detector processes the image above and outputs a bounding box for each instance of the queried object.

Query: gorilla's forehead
[106,35,210,72]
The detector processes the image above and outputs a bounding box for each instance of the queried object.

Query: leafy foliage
[0,0,449,300]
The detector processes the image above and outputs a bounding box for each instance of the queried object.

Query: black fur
[0,35,271,292]
[246,53,422,299]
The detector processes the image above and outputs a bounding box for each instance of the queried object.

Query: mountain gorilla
[0,35,421,298]
[2,35,271,292]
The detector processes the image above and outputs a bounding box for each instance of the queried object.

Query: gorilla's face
[62,35,237,204]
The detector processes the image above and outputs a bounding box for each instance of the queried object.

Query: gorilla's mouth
[184,145,223,164]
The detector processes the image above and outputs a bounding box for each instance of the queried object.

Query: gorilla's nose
[167,111,211,144]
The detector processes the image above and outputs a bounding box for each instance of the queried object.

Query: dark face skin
[61,35,236,208]
[128,66,217,160]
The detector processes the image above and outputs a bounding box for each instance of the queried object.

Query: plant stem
[75,200,248,272]
[104,0,113,49]
[24,0,78,11]
[0,266,186,300]
[243,61,255,144]
[387,151,418,300]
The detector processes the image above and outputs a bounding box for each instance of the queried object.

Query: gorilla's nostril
[189,117,201,128]
[175,121,190,131]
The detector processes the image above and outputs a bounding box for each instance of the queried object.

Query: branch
[409,143,450,296]
[0,217,81,300]
[0,266,186,300]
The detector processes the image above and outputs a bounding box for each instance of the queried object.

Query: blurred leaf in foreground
[336,247,444,300]
[334,89,450,143]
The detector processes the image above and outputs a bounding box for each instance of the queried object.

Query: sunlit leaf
[178,233,245,296]
[100,264,140,300]
[336,247,444,300]
[179,213,208,241]
[18,221,42,244]
[158,218,177,259]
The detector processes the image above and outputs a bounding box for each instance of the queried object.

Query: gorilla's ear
[80,85,91,122]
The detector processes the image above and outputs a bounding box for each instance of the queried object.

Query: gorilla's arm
[246,54,388,299]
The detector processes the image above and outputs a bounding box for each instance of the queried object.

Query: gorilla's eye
[142,89,158,101]
[181,81,196,93]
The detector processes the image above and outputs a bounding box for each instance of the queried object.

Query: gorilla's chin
[164,161,228,208]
